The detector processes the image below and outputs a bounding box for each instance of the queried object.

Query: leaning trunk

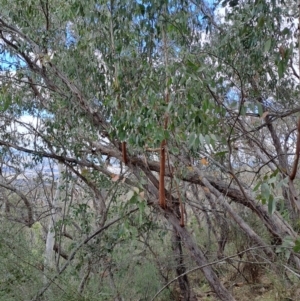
[172,228,192,301]
[167,212,236,301]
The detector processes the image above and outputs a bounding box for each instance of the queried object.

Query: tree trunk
[172,228,191,301]
[44,163,63,271]
[167,212,236,301]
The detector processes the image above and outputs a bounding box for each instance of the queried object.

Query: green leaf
[205,135,210,145]
[293,239,300,253]
[188,133,196,148]
[170,146,179,155]
[167,101,173,112]
[199,134,205,145]
[268,195,276,214]
[138,200,145,213]
[210,134,217,141]
[267,176,277,184]
[253,181,261,192]
[186,60,198,71]
[257,16,265,27]
[197,65,206,73]
[261,183,270,200]
[264,39,272,53]
[277,60,286,79]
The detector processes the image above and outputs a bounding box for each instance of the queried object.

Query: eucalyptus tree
[1,0,300,300]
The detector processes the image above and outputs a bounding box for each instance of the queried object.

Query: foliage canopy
[1,0,300,300]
